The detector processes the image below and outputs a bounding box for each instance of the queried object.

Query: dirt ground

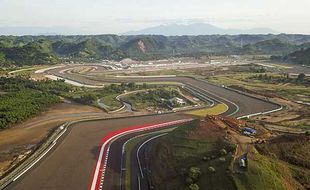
[0,102,104,176]
[254,97,310,133]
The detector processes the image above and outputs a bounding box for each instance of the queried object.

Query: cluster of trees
[0,77,71,129]
[0,40,58,67]
[185,167,201,190]
[127,88,181,109]
[67,82,142,105]
[0,90,59,129]
[249,73,309,85]
[288,47,310,65]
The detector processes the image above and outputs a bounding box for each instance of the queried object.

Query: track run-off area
[4,65,282,190]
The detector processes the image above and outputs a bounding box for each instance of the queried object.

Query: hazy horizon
[1,0,310,35]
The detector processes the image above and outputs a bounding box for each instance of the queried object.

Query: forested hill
[1,34,310,66]
[288,47,310,65]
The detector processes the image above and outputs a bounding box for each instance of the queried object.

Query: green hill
[52,39,127,60]
[288,48,310,65]
[149,117,303,190]
[0,40,57,66]
[242,39,295,55]
[1,34,310,66]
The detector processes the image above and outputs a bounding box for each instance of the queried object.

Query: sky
[0,0,310,35]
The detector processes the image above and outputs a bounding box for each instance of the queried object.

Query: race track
[5,65,281,190]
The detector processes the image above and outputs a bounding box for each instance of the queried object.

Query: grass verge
[186,103,228,117]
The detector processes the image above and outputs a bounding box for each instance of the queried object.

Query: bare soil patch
[0,102,104,176]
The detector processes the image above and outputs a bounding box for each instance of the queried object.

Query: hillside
[1,34,310,66]
[0,40,57,66]
[52,39,127,60]
[241,39,296,55]
[256,135,310,189]
[288,48,310,65]
[149,116,303,190]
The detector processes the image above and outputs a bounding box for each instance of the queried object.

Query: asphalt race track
[5,66,281,190]
[6,114,189,190]
[48,66,278,117]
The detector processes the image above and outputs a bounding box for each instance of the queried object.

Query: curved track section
[5,114,190,190]
[47,66,279,117]
[4,65,281,190]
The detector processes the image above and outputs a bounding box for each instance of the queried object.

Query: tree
[188,184,199,190]
[297,73,305,82]
[185,177,193,185]
[188,167,201,182]
[208,166,216,173]
[220,148,227,155]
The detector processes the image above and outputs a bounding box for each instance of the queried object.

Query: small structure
[169,97,186,105]
[242,127,257,136]
[239,155,247,168]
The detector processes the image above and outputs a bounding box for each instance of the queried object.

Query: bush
[188,167,201,182]
[219,157,226,162]
[305,131,310,136]
[220,148,227,155]
[185,177,193,185]
[188,183,199,190]
[208,166,216,173]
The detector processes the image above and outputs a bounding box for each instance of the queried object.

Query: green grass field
[187,103,228,117]
[150,119,303,190]
[208,73,310,102]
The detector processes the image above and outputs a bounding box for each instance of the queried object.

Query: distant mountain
[124,23,278,36]
[2,34,310,66]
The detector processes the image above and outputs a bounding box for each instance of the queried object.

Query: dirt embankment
[0,102,104,177]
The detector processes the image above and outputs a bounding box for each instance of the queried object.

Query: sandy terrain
[0,102,104,176]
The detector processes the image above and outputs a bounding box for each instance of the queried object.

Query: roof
[244,127,257,134]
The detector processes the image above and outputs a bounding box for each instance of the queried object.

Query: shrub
[219,157,226,162]
[185,177,193,185]
[208,166,216,173]
[188,167,201,182]
[220,148,227,155]
[188,183,199,190]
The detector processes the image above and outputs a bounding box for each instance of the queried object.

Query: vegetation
[150,118,303,190]
[150,119,237,190]
[0,40,58,66]
[230,64,267,73]
[233,150,302,190]
[208,72,310,102]
[248,73,309,86]
[256,135,310,189]
[187,103,228,117]
[1,34,310,66]
[288,47,310,65]
[122,87,190,110]
[51,39,127,61]
[0,77,71,129]
[66,82,143,111]
[241,39,296,55]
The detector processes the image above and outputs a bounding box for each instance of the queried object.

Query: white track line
[136,133,167,178]
[13,126,67,181]
[90,119,192,190]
